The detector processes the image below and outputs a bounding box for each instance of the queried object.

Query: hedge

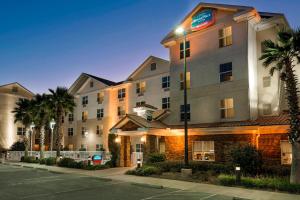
[126,165,161,176]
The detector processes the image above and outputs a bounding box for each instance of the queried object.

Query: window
[180,72,190,90]
[193,141,215,161]
[68,113,74,122]
[80,144,87,151]
[150,63,156,71]
[97,92,104,104]
[136,82,146,95]
[162,97,170,109]
[82,111,88,121]
[96,125,103,135]
[97,109,104,119]
[96,144,104,151]
[12,86,18,93]
[118,88,126,99]
[180,104,190,121]
[180,41,190,59]
[159,142,165,153]
[220,62,233,82]
[263,76,271,88]
[90,81,94,88]
[162,76,170,89]
[117,106,125,116]
[81,127,87,138]
[68,128,73,136]
[136,144,143,152]
[220,98,234,119]
[136,101,146,107]
[281,141,292,165]
[263,104,272,115]
[219,26,232,48]
[17,127,26,135]
[82,96,88,106]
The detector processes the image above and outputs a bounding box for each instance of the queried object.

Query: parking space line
[140,189,184,200]
[200,194,217,199]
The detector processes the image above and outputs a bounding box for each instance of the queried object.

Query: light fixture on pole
[175,26,189,168]
[49,119,56,156]
[30,122,35,156]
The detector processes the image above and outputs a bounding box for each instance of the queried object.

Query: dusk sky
[1,0,299,94]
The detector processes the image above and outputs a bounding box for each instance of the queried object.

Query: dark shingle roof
[83,73,117,86]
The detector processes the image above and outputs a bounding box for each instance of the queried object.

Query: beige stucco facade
[0,83,34,150]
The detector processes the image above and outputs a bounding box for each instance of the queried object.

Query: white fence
[6,151,111,163]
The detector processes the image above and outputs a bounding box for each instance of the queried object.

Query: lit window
[263,76,271,88]
[90,81,94,88]
[17,127,26,135]
[96,125,103,135]
[220,63,233,82]
[180,72,190,90]
[162,97,170,109]
[263,104,272,115]
[82,96,88,106]
[136,144,143,152]
[219,26,232,48]
[118,88,126,99]
[97,109,104,119]
[136,82,146,95]
[68,128,73,136]
[81,127,87,138]
[97,92,104,104]
[136,101,146,107]
[281,140,292,165]
[82,111,88,121]
[180,41,190,59]
[150,63,156,71]
[193,141,215,161]
[117,106,125,117]
[220,98,234,119]
[162,76,170,89]
[68,113,74,122]
[180,104,190,121]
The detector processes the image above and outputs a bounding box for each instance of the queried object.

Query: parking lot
[0,164,237,200]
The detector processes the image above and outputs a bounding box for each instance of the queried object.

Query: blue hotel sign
[191,9,215,31]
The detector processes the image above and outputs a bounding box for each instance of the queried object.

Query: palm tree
[12,99,34,157]
[260,29,300,184]
[49,87,75,158]
[32,94,51,159]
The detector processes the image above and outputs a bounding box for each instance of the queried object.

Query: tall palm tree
[49,87,75,158]
[12,99,34,157]
[32,94,51,159]
[260,29,300,184]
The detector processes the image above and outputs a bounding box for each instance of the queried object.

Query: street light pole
[30,122,35,156]
[175,26,189,168]
[50,119,56,157]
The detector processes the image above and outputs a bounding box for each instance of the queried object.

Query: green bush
[146,153,166,163]
[260,165,290,177]
[58,157,76,168]
[39,158,46,165]
[45,157,56,166]
[126,166,161,176]
[22,156,39,163]
[85,164,109,170]
[217,174,300,193]
[231,144,263,176]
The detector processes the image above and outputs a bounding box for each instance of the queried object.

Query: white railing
[6,151,111,163]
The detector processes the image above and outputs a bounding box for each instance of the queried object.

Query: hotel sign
[191,9,215,31]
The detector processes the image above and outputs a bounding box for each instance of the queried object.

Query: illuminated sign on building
[191,9,215,31]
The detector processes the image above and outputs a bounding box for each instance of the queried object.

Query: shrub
[39,158,46,165]
[231,144,263,176]
[22,156,39,163]
[85,164,109,170]
[58,158,76,168]
[217,174,300,193]
[126,166,161,176]
[260,165,290,177]
[146,153,166,164]
[10,141,25,151]
[45,157,56,166]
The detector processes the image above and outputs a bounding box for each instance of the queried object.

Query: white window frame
[17,127,26,135]
[68,128,73,136]
[162,76,170,89]
[82,96,88,105]
[220,98,234,119]
[135,144,143,152]
[162,97,170,109]
[192,141,215,161]
[97,108,104,119]
[136,82,146,95]
[219,26,232,48]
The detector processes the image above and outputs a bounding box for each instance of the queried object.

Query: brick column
[120,136,131,167]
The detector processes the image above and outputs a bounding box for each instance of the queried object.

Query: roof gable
[0,82,34,98]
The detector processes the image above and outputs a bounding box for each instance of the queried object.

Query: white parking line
[140,189,184,200]
[200,194,217,199]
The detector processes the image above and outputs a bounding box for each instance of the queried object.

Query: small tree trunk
[290,142,300,184]
[40,126,45,159]
[24,128,30,157]
[56,113,63,158]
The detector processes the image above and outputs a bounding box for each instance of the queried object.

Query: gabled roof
[0,82,35,96]
[68,73,116,95]
[110,114,167,131]
[126,56,169,81]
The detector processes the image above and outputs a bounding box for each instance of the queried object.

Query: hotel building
[64,3,296,167]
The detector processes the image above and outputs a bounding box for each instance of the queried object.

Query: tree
[12,98,34,157]
[31,94,51,159]
[260,29,300,184]
[48,87,75,158]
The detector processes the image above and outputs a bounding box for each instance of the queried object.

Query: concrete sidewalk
[3,161,300,200]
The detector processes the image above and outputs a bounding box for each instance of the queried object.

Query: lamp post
[49,119,56,157]
[175,26,189,168]
[30,122,35,156]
